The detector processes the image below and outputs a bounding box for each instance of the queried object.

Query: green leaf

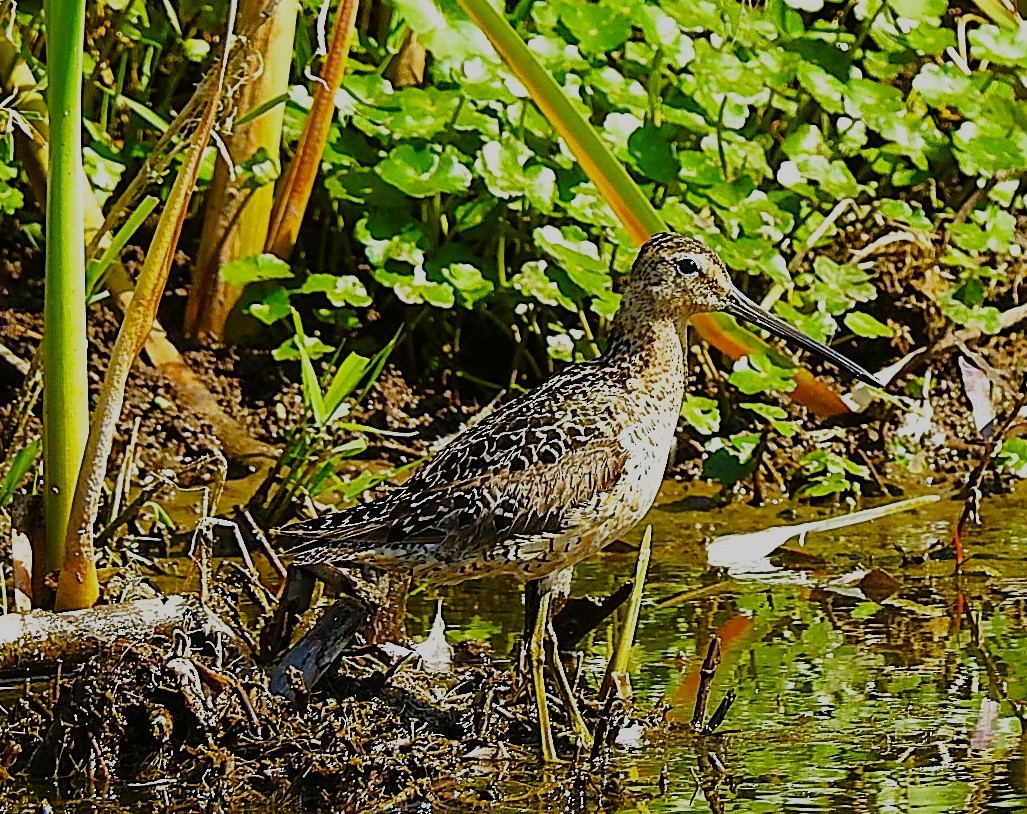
[555,1,632,53]
[239,147,280,189]
[273,334,335,362]
[379,87,463,139]
[354,212,427,267]
[289,311,327,425]
[387,0,494,62]
[628,124,677,183]
[220,253,293,286]
[0,437,40,506]
[247,285,292,325]
[810,256,877,315]
[911,64,977,111]
[953,122,1027,176]
[774,302,837,345]
[786,0,823,11]
[377,266,456,308]
[877,199,932,230]
[742,402,799,437]
[182,38,210,61]
[995,438,1027,478]
[729,353,797,394]
[704,432,761,484]
[323,352,373,422]
[937,290,1002,334]
[851,601,884,620]
[298,274,373,308]
[443,263,494,307]
[476,135,556,211]
[377,144,472,197]
[511,260,577,311]
[969,24,1027,66]
[681,395,720,435]
[887,0,946,17]
[949,208,1016,253]
[844,311,894,338]
[83,146,125,205]
[796,63,847,114]
[533,224,609,298]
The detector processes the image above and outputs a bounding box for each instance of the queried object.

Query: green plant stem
[55,0,236,611]
[42,0,89,592]
[600,525,652,700]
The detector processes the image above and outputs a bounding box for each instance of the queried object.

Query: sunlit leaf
[844,311,894,338]
[247,285,292,325]
[376,144,472,197]
[995,437,1027,478]
[512,259,577,311]
[969,23,1027,66]
[220,253,293,286]
[729,353,797,394]
[681,395,720,435]
[298,273,373,308]
[0,438,40,506]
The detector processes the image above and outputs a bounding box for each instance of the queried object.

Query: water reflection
[413,481,1027,812]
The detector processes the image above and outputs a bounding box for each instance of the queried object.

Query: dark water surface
[405,480,1027,813]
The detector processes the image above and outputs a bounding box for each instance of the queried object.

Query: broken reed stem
[265,0,360,259]
[704,689,736,734]
[691,635,721,731]
[599,524,652,700]
[950,373,1027,572]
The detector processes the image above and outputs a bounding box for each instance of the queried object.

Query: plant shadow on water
[407,479,1027,812]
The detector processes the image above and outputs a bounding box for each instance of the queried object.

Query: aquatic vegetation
[0,0,1026,807]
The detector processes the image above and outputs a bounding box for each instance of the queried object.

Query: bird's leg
[520,578,544,673]
[546,615,592,747]
[529,587,558,763]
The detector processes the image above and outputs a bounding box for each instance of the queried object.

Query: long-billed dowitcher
[271,232,878,759]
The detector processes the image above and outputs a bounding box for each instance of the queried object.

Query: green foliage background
[278,0,1022,364]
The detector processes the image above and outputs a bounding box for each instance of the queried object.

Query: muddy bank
[0,601,670,813]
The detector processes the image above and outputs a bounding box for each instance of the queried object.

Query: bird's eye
[676,256,702,276]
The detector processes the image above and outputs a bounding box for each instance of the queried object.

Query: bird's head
[622,232,880,387]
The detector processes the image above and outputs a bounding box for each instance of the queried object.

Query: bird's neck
[603,304,688,397]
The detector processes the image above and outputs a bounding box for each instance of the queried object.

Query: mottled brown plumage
[280,232,877,584]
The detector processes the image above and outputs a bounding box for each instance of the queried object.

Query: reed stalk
[266,0,360,259]
[41,0,89,598]
[185,0,299,340]
[54,1,237,610]
[600,525,652,700]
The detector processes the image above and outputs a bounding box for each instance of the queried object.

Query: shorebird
[271,232,878,759]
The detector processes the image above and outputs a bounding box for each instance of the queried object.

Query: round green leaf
[298,273,373,308]
[247,285,291,325]
[220,253,293,286]
[969,24,1027,66]
[729,354,797,394]
[377,144,472,198]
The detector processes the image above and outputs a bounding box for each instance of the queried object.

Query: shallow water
[5,480,1027,813]
[407,480,1027,813]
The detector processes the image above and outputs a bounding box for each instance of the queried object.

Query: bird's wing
[281,363,631,569]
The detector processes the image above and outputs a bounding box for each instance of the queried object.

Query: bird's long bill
[726,290,880,387]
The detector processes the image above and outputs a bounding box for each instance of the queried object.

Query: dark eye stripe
[677,257,701,275]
